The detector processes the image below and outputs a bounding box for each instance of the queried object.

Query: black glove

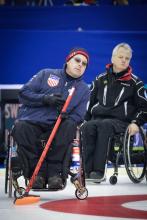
[60,111,69,119]
[43,94,65,107]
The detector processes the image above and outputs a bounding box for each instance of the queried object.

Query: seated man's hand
[43,94,65,107]
[128,123,139,136]
[60,111,69,119]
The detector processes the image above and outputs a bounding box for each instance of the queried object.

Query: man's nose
[122,58,126,63]
[78,61,82,66]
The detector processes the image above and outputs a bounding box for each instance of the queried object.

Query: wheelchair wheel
[5,154,9,194]
[14,187,25,199]
[109,175,117,185]
[75,187,88,200]
[5,143,13,197]
[5,133,11,194]
[123,127,147,183]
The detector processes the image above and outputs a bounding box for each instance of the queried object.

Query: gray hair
[112,43,133,59]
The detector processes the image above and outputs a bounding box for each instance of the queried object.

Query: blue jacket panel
[17,68,90,125]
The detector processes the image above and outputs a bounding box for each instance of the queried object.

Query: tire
[75,188,88,200]
[14,187,25,199]
[123,127,147,183]
[109,175,117,185]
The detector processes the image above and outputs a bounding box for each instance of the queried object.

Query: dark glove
[60,111,69,120]
[43,94,65,107]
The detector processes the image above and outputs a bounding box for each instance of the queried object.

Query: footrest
[86,177,106,183]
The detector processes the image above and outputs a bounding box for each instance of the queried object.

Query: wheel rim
[123,127,146,183]
[75,188,88,200]
[14,187,25,198]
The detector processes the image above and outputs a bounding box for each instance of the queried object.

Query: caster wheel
[109,175,117,185]
[14,187,25,198]
[75,188,88,200]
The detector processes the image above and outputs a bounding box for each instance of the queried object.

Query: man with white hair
[82,42,147,180]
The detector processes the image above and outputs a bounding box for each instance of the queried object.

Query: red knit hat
[66,47,89,64]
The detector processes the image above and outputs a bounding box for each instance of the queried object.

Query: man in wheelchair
[81,43,147,181]
[11,47,90,190]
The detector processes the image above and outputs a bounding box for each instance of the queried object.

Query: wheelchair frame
[5,128,88,201]
[108,126,147,185]
[5,87,88,204]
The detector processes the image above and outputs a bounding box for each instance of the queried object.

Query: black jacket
[85,64,147,126]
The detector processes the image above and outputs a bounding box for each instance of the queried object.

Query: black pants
[81,118,128,174]
[12,119,77,178]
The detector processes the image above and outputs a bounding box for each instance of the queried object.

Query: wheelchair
[107,125,147,185]
[4,128,88,201]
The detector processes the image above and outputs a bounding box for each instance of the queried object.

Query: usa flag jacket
[17,68,90,125]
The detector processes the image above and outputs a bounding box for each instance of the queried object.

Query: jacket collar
[106,63,132,81]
